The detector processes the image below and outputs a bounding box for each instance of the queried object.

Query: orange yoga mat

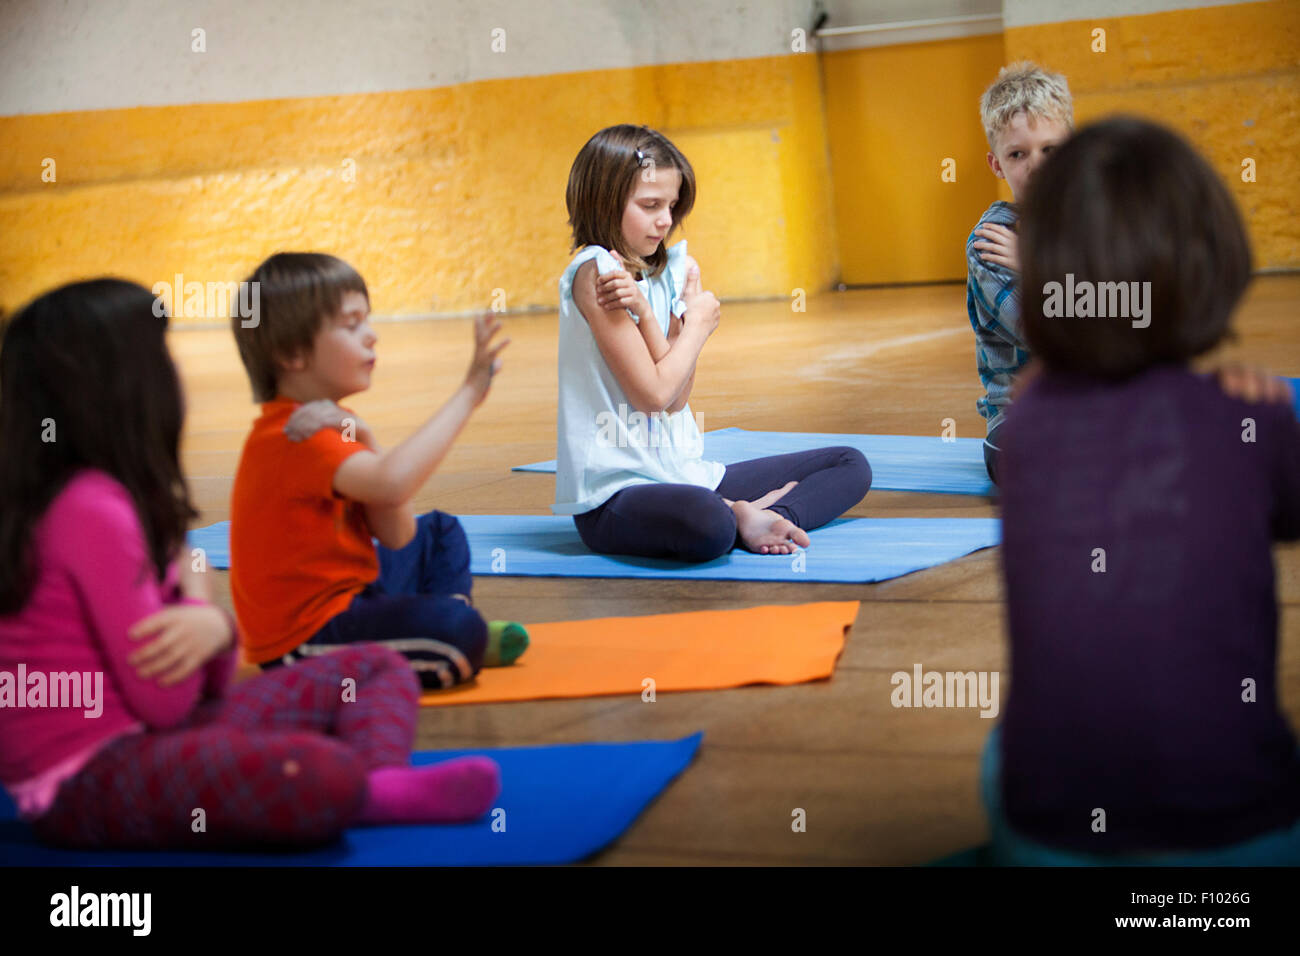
[421,601,860,706]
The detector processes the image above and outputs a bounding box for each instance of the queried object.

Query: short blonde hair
[980,61,1073,151]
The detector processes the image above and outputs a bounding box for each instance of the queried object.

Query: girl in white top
[556,125,873,563]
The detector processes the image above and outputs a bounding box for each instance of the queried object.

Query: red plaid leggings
[33,644,420,850]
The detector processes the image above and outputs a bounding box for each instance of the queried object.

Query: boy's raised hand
[128,605,234,687]
[973,223,1020,273]
[466,312,510,405]
[681,263,720,337]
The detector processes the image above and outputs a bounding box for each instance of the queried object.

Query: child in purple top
[0,280,499,849]
[988,116,1300,864]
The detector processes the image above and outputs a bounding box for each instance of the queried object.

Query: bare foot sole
[732,500,811,554]
[749,480,798,512]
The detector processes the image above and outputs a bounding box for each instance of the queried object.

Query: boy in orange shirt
[229,252,526,688]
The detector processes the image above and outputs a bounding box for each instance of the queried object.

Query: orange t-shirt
[229,399,379,663]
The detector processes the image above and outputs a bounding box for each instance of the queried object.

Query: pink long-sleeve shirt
[0,469,236,818]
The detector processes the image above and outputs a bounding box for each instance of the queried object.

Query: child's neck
[274,374,351,405]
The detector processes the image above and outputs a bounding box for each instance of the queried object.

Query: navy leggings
[573,446,871,563]
[261,511,487,690]
[983,420,1004,487]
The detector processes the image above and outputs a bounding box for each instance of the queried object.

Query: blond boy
[967,62,1073,484]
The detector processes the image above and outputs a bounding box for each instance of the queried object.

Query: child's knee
[420,509,468,546]
[410,600,488,686]
[836,446,872,494]
[266,737,368,842]
[983,442,1000,486]
[447,602,488,672]
[681,503,737,563]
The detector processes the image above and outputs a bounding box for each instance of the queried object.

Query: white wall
[1004,0,1249,27]
[0,0,818,115]
[815,0,1256,48]
[4,0,1257,116]
[816,0,1002,51]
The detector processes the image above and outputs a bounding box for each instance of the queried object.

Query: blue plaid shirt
[966,200,1029,434]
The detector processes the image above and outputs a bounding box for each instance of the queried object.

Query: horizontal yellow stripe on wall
[0,55,838,320]
[1006,0,1299,93]
[1006,0,1300,269]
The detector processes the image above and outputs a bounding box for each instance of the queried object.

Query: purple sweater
[0,470,235,818]
[1000,364,1300,853]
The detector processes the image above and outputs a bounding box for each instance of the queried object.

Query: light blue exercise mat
[0,734,702,867]
[514,427,995,496]
[189,515,1001,583]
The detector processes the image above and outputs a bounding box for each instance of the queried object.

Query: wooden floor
[173,275,1300,866]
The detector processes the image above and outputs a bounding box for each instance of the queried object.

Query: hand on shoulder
[1212,363,1293,406]
[285,399,375,448]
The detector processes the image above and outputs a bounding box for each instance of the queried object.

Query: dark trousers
[984,420,1004,486]
[573,446,871,563]
[264,511,487,690]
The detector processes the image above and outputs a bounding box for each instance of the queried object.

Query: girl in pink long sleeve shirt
[0,279,499,849]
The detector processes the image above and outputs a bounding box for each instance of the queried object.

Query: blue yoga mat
[514,387,1300,495]
[514,427,995,496]
[190,515,1000,583]
[0,733,701,867]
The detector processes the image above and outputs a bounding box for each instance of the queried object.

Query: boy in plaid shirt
[968,62,1073,484]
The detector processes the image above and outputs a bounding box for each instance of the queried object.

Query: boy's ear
[276,347,309,374]
[986,151,1004,180]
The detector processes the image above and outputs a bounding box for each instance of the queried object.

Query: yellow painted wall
[1006,0,1300,270]
[3,3,1296,322]
[822,32,1008,285]
[0,55,838,322]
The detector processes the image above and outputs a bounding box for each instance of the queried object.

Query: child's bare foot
[749,480,798,511]
[732,499,810,555]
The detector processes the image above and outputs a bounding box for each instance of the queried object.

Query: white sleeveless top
[553,240,724,516]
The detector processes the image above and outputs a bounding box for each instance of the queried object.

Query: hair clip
[635,148,647,166]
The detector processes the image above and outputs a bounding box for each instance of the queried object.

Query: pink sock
[357,757,501,825]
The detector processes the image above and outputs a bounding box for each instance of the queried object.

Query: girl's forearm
[661,312,695,411]
[637,312,671,362]
[667,367,696,413]
[177,560,213,602]
[645,323,708,412]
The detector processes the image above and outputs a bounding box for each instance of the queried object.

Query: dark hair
[0,279,197,614]
[1020,116,1252,379]
[232,252,369,402]
[566,124,696,279]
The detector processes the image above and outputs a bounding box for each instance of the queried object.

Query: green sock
[484,621,529,666]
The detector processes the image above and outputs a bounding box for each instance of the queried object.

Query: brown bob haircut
[231,252,369,402]
[566,124,696,279]
[1021,116,1252,379]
